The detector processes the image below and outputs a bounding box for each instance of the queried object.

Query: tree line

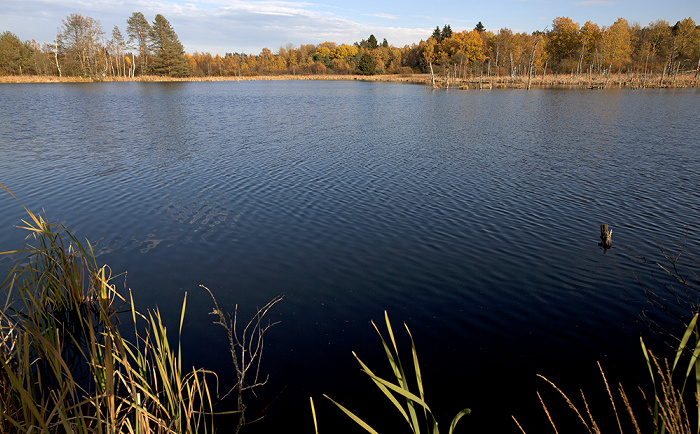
[1,13,698,81]
[0,12,188,78]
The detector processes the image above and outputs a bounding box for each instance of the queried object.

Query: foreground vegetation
[0,185,280,433]
[311,311,700,434]
[311,238,700,434]
[1,13,698,86]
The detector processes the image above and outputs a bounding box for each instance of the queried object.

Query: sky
[1,0,698,55]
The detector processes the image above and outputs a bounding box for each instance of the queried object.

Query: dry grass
[0,73,426,84]
[2,71,698,88]
[526,314,700,434]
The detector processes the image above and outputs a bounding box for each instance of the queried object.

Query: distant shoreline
[1,72,698,89]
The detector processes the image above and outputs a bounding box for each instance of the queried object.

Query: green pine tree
[356,51,377,75]
[442,24,453,40]
[149,14,189,77]
[367,34,378,49]
[432,26,443,42]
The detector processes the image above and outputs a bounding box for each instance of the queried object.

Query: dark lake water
[1,81,699,433]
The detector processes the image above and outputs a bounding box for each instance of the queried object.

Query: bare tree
[60,13,104,77]
[110,26,126,77]
[527,28,545,90]
[126,12,151,75]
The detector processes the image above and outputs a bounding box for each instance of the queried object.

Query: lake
[1,80,699,433]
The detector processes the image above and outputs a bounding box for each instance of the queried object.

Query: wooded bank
[2,15,699,85]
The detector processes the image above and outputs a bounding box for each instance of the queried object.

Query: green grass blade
[353,351,411,425]
[696,356,700,434]
[385,310,399,356]
[324,395,380,434]
[363,370,432,413]
[375,312,422,432]
[673,314,698,372]
[448,408,472,434]
[0,361,51,432]
[405,324,425,403]
[372,320,404,386]
[641,337,661,432]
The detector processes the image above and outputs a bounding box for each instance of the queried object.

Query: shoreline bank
[1,72,698,89]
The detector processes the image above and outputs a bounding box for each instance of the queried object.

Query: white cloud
[575,0,616,5]
[2,0,441,54]
[364,13,398,20]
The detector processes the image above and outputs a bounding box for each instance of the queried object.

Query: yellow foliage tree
[330,44,358,61]
[602,18,632,73]
[673,17,700,61]
[545,17,581,66]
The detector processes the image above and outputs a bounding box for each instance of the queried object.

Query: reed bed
[0,184,218,433]
[1,71,698,88]
[0,184,281,433]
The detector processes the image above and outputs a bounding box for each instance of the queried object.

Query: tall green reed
[0,184,216,433]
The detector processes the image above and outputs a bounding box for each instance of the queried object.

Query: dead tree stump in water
[600,224,612,249]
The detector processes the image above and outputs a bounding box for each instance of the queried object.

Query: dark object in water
[599,224,612,250]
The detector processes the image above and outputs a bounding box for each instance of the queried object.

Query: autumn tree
[440,30,485,78]
[312,45,332,67]
[149,14,189,77]
[671,18,700,65]
[126,12,151,75]
[545,17,581,72]
[421,38,438,85]
[645,20,672,65]
[30,40,55,75]
[578,21,601,74]
[491,28,514,75]
[257,47,274,72]
[601,18,632,75]
[527,30,545,89]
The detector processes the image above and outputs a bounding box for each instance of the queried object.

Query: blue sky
[1,0,698,55]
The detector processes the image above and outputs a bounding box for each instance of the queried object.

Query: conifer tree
[432,26,443,42]
[0,31,36,75]
[367,34,378,49]
[442,24,453,40]
[149,14,189,77]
